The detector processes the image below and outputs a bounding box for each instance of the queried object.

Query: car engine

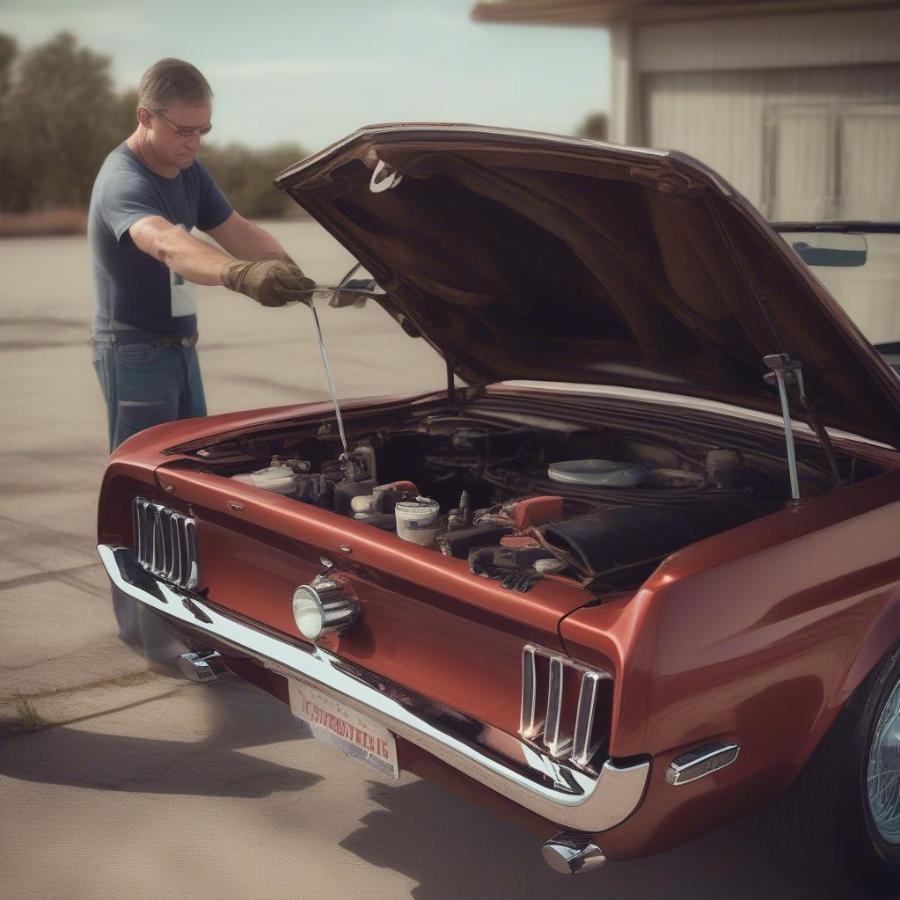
[203,410,813,593]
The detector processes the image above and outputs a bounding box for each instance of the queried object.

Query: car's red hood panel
[276,124,900,447]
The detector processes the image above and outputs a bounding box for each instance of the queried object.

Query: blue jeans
[93,329,204,663]
[92,330,207,451]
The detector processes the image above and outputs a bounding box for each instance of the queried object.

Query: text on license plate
[288,680,399,780]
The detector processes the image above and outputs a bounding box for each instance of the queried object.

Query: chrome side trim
[665,742,740,786]
[99,544,649,832]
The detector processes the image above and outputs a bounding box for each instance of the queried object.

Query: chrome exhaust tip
[178,651,225,683]
[541,832,606,875]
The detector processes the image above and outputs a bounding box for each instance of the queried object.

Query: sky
[1,0,611,153]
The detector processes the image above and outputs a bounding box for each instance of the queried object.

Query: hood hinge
[763,354,842,505]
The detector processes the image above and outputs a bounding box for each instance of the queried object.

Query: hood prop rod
[764,353,803,505]
[308,302,349,455]
[446,357,458,409]
[763,353,843,505]
[298,274,390,457]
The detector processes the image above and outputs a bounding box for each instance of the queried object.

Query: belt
[93,331,198,348]
[161,333,199,348]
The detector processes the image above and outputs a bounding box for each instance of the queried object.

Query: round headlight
[292,578,359,641]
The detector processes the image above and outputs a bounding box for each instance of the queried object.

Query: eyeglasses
[151,108,212,138]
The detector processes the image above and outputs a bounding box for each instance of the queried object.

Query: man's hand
[221,259,316,307]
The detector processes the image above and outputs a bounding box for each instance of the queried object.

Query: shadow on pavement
[0,680,322,799]
[0,669,822,896]
[338,780,821,900]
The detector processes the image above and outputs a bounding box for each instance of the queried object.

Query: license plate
[288,680,399,780]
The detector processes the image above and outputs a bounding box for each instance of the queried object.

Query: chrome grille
[520,645,612,770]
[132,497,199,590]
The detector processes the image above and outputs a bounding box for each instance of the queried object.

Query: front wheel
[774,643,900,899]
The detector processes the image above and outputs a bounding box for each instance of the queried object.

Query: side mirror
[782,232,868,267]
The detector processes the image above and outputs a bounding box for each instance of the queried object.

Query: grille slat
[167,515,180,583]
[151,506,164,575]
[520,646,539,738]
[142,502,152,565]
[520,645,612,771]
[132,497,199,590]
[135,499,150,565]
[185,519,199,589]
[132,501,141,564]
[175,515,187,586]
[571,671,602,768]
[545,656,569,757]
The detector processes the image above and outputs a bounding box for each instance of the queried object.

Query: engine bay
[179,396,874,595]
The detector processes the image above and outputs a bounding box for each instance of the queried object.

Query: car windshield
[775,224,900,354]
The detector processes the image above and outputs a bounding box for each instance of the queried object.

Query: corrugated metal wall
[811,234,900,345]
[642,64,900,213]
[628,8,900,343]
[637,8,900,73]
[840,105,900,219]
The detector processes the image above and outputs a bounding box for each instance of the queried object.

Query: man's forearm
[129,214,313,307]
[130,216,233,285]
[205,213,292,264]
[162,230,312,305]
[231,219,290,262]
[156,225,231,285]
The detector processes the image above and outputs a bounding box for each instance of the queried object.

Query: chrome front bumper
[99,544,649,832]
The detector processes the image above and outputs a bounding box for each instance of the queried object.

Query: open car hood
[276,124,900,447]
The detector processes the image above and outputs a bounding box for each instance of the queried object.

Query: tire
[774,643,900,899]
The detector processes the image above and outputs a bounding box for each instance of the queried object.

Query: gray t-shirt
[88,143,233,337]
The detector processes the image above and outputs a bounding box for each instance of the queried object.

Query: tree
[0,34,18,210]
[201,142,307,219]
[2,32,120,211]
[0,31,307,219]
[575,111,609,142]
[0,33,16,101]
[112,89,139,142]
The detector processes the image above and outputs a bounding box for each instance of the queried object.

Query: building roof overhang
[471,0,900,27]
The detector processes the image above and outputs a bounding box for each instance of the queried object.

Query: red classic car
[97,125,900,899]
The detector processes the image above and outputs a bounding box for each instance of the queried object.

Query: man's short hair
[137,59,213,111]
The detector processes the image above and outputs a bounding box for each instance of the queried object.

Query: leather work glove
[221,259,316,307]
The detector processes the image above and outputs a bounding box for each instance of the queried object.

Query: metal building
[472,0,900,222]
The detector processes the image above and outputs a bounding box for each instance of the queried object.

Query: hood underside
[276,124,900,447]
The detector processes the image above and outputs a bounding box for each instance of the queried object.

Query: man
[89,58,313,658]
[89,57,314,450]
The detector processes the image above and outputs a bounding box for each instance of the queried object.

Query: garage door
[642,65,900,217]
